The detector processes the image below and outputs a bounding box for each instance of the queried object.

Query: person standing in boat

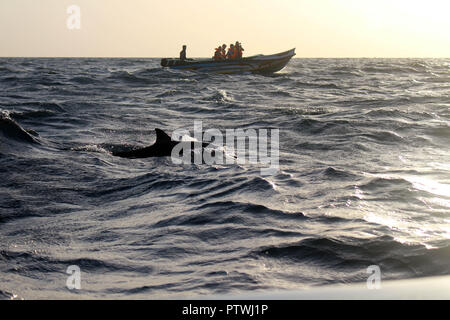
[236,41,244,59]
[180,45,187,61]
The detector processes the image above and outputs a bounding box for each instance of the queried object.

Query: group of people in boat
[178,42,244,62]
[213,42,244,61]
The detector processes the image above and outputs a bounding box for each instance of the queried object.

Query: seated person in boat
[227,44,235,59]
[213,46,223,61]
[221,44,227,59]
[180,45,187,61]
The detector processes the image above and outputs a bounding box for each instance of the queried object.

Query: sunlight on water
[406,176,450,198]
[365,210,450,246]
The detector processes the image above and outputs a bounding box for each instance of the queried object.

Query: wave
[10,110,56,120]
[156,89,182,98]
[273,106,331,116]
[108,70,159,85]
[293,80,343,90]
[8,101,65,112]
[427,125,450,139]
[202,89,234,104]
[359,177,413,192]
[70,76,99,85]
[364,109,435,121]
[360,130,405,144]
[361,64,426,74]
[268,90,293,97]
[70,144,109,154]
[294,118,353,135]
[256,236,450,278]
[196,200,305,220]
[133,67,167,77]
[0,249,153,275]
[322,167,359,180]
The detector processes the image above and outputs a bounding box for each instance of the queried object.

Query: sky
[0,0,449,58]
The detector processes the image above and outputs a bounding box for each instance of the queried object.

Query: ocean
[0,57,449,299]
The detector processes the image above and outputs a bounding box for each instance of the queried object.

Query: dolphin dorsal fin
[155,128,171,144]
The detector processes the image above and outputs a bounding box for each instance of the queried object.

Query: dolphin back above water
[112,128,210,159]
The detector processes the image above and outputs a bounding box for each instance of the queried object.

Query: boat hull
[161,49,296,74]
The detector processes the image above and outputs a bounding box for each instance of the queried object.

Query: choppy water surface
[0,58,449,299]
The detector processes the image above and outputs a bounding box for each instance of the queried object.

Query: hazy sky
[0,0,449,57]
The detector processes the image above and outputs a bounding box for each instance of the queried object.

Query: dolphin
[112,128,211,159]
[0,111,39,144]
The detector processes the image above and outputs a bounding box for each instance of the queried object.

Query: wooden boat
[160,48,295,74]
